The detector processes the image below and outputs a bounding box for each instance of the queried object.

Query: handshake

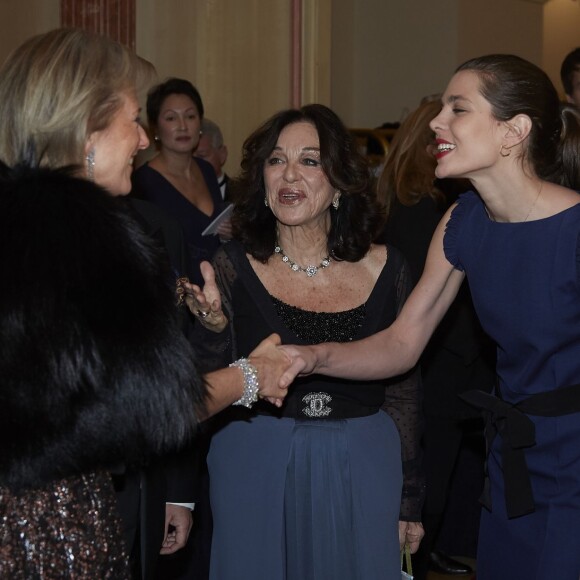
[180,262,318,408]
[245,333,317,407]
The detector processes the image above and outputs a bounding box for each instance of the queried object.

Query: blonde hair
[376,99,444,218]
[0,28,138,169]
[135,56,159,119]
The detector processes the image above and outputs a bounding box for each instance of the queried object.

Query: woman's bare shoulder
[364,243,388,272]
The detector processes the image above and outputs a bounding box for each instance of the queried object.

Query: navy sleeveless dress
[131,159,224,287]
[444,191,580,579]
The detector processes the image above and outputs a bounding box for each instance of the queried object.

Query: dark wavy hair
[232,104,384,262]
[559,103,580,189]
[456,54,566,184]
[146,77,204,129]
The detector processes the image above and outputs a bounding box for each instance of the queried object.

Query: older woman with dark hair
[188,103,424,579]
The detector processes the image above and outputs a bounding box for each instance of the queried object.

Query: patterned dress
[1,472,129,579]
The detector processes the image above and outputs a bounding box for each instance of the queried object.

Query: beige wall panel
[543,0,580,99]
[137,0,291,177]
[332,0,459,128]
[458,0,543,68]
[330,0,355,123]
[302,0,332,105]
[0,0,60,65]
[136,0,199,80]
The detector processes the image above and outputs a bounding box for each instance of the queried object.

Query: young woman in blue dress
[282,55,580,579]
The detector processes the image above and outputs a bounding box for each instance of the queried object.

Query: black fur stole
[0,164,205,490]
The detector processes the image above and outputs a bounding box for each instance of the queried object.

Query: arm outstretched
[280,208,465,385]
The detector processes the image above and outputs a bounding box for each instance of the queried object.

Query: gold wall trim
[301,0,331,106]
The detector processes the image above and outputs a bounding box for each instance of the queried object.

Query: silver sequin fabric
[0,471,130,579]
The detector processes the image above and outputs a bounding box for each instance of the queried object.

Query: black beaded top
[271,296,365,344]
[192,240,424,521]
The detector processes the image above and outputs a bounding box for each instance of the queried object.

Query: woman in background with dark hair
[281,55,580,579]
[188,103,424,579]
[132,78,225,287]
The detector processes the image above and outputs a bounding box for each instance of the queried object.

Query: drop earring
[264,196,269,207]
[332,192,341,210]
[86,148,95,181]
[500,145,511,158]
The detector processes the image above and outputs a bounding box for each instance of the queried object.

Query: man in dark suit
[195,118,230,202]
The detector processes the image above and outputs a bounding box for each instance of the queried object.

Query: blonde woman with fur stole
[0,28,290,578]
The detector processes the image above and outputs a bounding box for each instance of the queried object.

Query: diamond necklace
[274,245,331,277]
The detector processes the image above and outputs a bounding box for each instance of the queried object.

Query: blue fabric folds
[208,412,403,580]
[284,420,356,580]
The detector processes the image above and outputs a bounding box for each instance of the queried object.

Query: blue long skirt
[207,411,403,580]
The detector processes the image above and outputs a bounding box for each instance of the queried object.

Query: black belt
[460,383,580,519]
[257,391,378,420]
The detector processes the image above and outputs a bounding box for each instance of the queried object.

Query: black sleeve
[190,246,237,373]
[381,257,426,521]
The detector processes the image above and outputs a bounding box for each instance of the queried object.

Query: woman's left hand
[398,520,424,554]
[184,261,228,332]
[216,218,233,240]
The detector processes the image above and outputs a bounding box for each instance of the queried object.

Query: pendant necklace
[274,245,331,277]
[486,183,543,223]
[522,182,543,222]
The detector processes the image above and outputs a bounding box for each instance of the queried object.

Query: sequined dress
[0,472,129,579]
[197,240,423,580]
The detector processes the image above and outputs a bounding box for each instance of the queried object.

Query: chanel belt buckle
[302,392,332,418]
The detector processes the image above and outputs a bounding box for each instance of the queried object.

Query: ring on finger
[196,309,210,319]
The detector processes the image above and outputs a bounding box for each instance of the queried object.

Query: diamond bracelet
[230,358,260,408]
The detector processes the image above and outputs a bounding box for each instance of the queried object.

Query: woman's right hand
[249,334,292,408]
[278,344,319,387]
[184,261,228,332]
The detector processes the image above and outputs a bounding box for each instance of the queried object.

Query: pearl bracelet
[230,358,260,408]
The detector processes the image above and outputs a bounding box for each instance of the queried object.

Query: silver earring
[86,148,95,181]
[500,145,511,158]
[264,196,269,207]
[332,192,341,210]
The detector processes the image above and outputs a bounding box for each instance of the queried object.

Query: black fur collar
[0,164,203,490]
